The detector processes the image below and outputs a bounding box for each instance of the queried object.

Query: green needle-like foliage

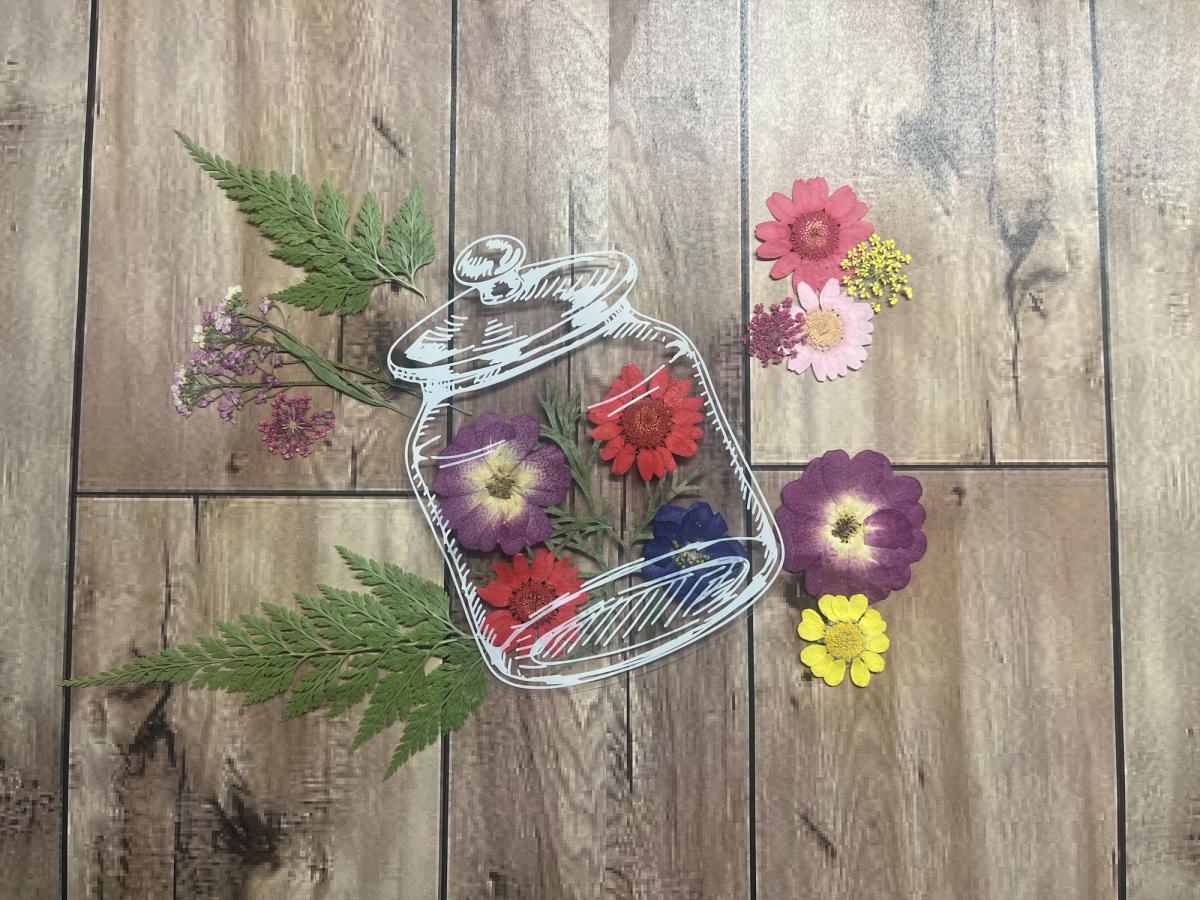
[65,547,489,780]
[177,132,435,315]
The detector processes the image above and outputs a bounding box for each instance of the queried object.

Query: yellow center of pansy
[830,512,860,542]
[804,310,845,350]
[485,471,518,499]
[823,496,875,560]
[823,622,865,660]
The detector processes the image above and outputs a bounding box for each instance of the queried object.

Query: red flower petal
[483,608,519,640]
[665,432,698,457]
[769,255,797,280]
[755,220,789,241]
[636,448,657,480]
[656,446,675,476]
[826,184,858,218]
[612,443,637,475]
[618,364,644,389]
[765,192,796,221]
[591,421,622,441]
[599,435,625,461]
[531,548,553,580]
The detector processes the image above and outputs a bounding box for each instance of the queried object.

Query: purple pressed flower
[257,393,334,459]
[432,412,571,556]
[742,297,807,367]
[774,449,926,603]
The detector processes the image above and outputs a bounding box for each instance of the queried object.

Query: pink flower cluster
[257,394,335,459]
[742,297,808,367]
[170,289,285,422]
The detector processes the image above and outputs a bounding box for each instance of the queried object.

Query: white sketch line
[389,234,783,689]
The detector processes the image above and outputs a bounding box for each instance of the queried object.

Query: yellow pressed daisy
[796,593,889,687]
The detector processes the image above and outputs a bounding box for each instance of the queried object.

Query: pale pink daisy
[787,279,873,382]
[755,177,874,292]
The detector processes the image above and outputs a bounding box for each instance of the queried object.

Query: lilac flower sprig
[171,286,415,424]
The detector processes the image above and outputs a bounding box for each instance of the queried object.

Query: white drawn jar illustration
[389,235,782,688]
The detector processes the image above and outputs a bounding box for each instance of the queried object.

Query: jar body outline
[402,304,783,689]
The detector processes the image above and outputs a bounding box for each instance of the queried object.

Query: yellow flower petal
[800,644,829,668]
[822,659,847,686]
[797,609,825,641]
[810,658,832,678]
[797,619,825,641]
[859,609,886,635]
[847,594,868,620]
[831,595,853,622]
[850,658,871,687]
[864,633,890,654]
[817,595,838,621]
[861,650,885,673]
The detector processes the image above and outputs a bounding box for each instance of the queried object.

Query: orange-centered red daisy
[588,364,704,480]
[478,548,586,657]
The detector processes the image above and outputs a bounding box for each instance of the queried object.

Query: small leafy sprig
[177,132,435,315]
[539,387,707,560]
[64,547,489,780]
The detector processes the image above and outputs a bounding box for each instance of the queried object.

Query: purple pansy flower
[774,449,926,603]
[432,412,571,556]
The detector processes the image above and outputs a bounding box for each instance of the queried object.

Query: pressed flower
[742,297,807,367]
[641,501,748,609]
[797,594,889,687]
[588,364,704,481]
[775,449,926,602]
[478,548,587,657]
[840,233,914,313]
[432,413,571,555]
[755,177,874,292]
[787,279,873,382]
[257,393,334,459]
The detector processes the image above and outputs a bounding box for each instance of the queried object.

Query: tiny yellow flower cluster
[839,234,914,314]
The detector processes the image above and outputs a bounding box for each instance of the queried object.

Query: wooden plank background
[1,0,1196,897]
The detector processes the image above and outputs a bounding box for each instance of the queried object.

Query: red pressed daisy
[588,364,704,481]
[478,549,586,657]
[754,177,874,292]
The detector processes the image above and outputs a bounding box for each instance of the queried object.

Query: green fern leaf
[381,183,436,283]
[176,132,432,314]
[64,547,489,781]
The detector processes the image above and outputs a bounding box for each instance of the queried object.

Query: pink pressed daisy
[755,177,874,292]
[787,279,873,382]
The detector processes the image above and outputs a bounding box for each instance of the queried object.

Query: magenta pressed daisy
[257,393,334,459]
[774,449,927,603]
[742,297,807,367]
[755,177,874,292]
[432,413,571,556]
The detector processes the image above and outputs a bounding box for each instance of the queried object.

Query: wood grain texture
[444,2,753,896]
[1093,3,1200,896]
[753,469,1117,899]
[0,2,89,897]
[747,0,1106,465]
[609,1,751,896]
[67,498,442,899]
[444,4,629,897]
[76,0,451,491]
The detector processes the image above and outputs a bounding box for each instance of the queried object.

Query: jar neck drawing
[388,234,640,397]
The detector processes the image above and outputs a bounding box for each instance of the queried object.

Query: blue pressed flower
[641,501,748,609]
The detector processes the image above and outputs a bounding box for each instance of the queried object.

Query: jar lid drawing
[390,235,782,688]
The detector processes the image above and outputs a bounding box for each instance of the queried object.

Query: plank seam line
[1087,1,1127,896]
[60,0,102,896]
[739,0,757,894]
[438,2,459,896]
